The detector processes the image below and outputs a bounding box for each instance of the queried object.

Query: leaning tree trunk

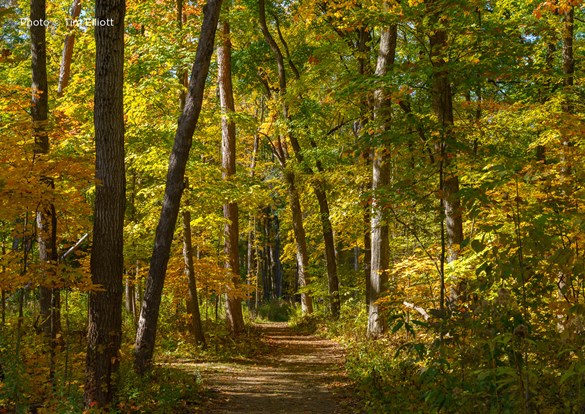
[367,24,397,339]
[218,17,245,334]
[134,0,223,375]
[84,0,126,408]
[57,0,81,96]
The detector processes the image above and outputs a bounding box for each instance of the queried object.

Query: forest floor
[187,322,361,413]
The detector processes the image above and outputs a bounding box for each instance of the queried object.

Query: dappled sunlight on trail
[196,322,357,413]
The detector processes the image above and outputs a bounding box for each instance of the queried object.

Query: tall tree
[31,0,61,385]
[134,0,224,374]
[367,23,397,338]
[84,0,126,407]
[218,17,245,334]
[258,0,313,313]
[426,0,463,264]
[272,10,340,317]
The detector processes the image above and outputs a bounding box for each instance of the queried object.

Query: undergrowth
[313,297,585,414]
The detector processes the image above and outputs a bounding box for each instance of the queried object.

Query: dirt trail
[196,322,358,414]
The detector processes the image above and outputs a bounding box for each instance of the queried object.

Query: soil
[193,322,360,414]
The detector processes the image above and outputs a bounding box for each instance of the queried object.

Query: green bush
[257,300,292,322]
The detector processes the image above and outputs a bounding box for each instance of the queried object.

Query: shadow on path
[194,322,358,414]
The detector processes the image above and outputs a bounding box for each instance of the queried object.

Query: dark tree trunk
[306,137,340,317]
[30,0,48,151]
[427,12,463,263]
[218,18,245,334]
[57,0,81,96]
[84,0,126,408]
[314,185,340,318]
[356,26,372,308]
[182,210,206,346]
[134,0,223,374]
[367,24,397,338]
[31,0,61,384]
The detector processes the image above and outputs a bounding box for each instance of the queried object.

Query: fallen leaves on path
[195,322,360,414]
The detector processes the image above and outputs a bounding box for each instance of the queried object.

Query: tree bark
[314,184,340,317]
[218,17,245,334]
[57,0,81,96]
[367,24,397,338]
[31,0,62,384]
[134,0,223,374]
[356,26,372,307]
[182,210,206,346]
[84,0,125,408]
[427,8,463,263]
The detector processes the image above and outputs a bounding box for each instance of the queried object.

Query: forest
[0,0,584,411]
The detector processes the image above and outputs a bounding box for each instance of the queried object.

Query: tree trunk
[314,185,340,318]
[427,10,463,263]
[285,171,313,314]
[218,18,245,334]
[246,135,259,309]
[272,214,283,298]
[307,138,340,317]
[84,0,126,408]
[356,26,372,308]
[262,213,272,301]
[134,0,223,374]
[367,24,397,338]
[31,0,62,385]
[363,204,371,306]
[125,276,135,318]
[246,217,255,309]
[182,210,206,346]
[57,0,81,96]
